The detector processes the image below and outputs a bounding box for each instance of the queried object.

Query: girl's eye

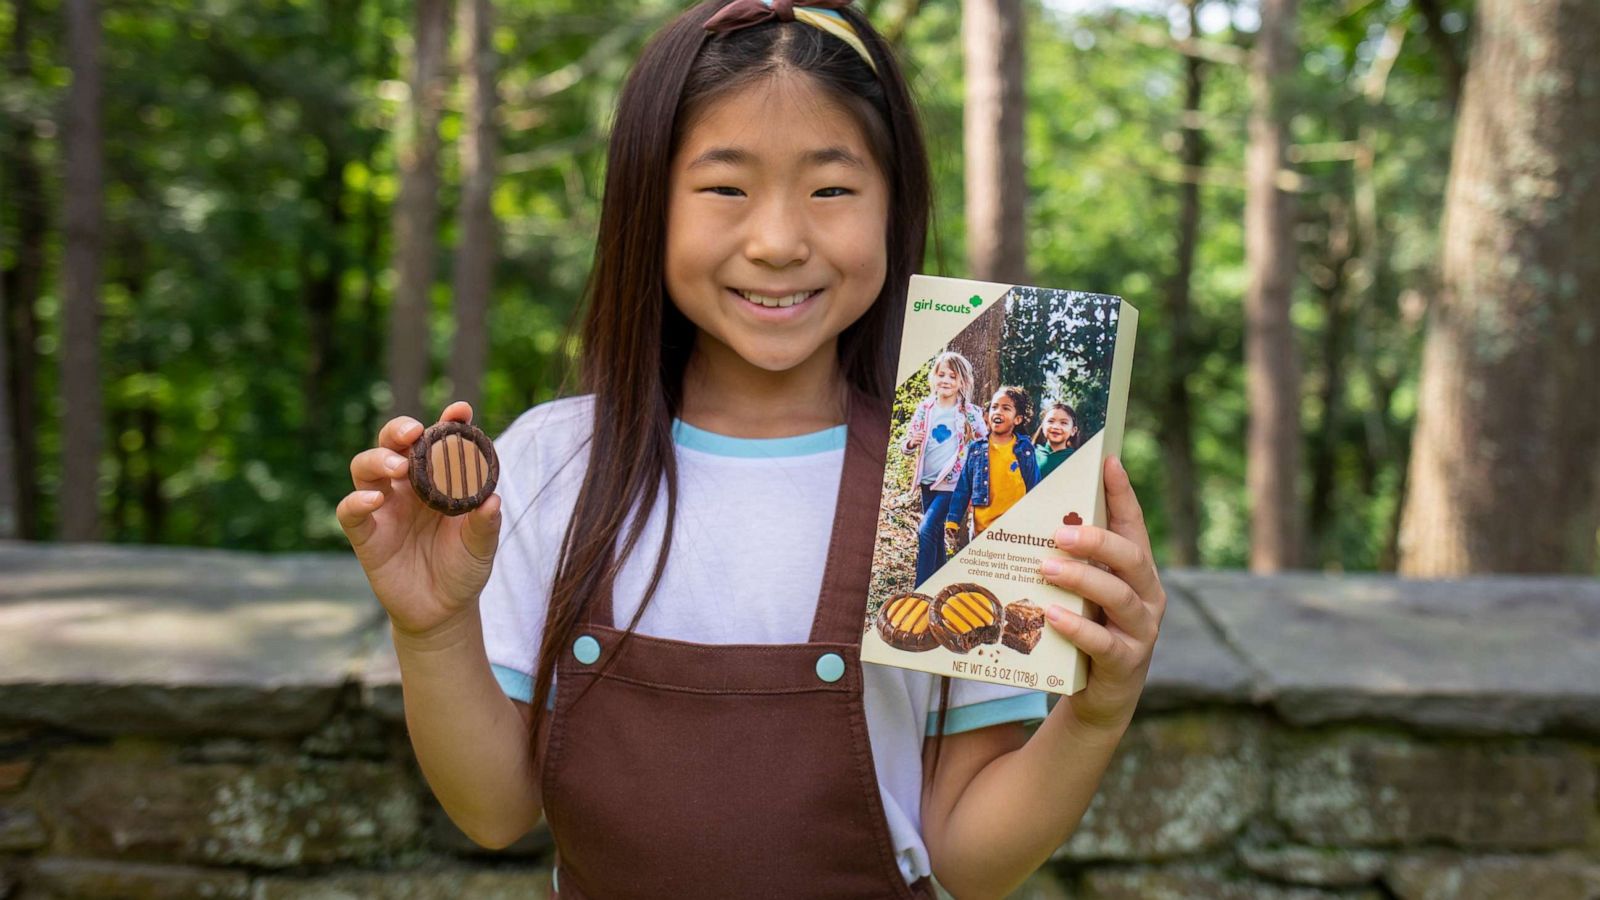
[814,186,853,198]
[704,186,744,197]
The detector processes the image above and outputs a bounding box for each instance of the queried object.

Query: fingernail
[387,457,406,473]
[1041,558,1063,576]
[1057,526,1080,546]
[1046,605,1071,625]
[360,491,382,503]
[1113,456,1126,474]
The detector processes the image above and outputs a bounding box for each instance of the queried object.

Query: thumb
[461,492,503,563]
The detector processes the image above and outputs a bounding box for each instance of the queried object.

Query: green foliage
[2,0,1469,569]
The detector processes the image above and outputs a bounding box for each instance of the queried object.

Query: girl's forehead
[676,77,875,170]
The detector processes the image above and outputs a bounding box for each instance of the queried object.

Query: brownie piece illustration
[1002,599,1045,654]
[409,420,499,516]
[876,592,938,652]
[930,583,1003,653]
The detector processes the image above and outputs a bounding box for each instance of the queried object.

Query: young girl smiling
[945,386,1040,540]
[338,2,1166,895]
[1035,401,1083,481]
[902,351,987,586]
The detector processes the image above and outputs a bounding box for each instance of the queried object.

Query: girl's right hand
[337,401,504,639]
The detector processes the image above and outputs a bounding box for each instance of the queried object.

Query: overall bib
[541,390,938,898]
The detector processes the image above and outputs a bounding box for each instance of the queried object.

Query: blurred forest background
[2,0,1596,575]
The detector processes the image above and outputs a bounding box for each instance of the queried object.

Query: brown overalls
[541,390,938,898]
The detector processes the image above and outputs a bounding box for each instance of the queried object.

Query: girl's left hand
[1038,455,1165,734]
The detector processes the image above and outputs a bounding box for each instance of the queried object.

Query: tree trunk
[962,0,1026,285]
[1244,0,1303,572]
[949,300,1004,405]
[1399,0,1600,575]
[59,0,105,542]
[385,0,452,419]
[1305,192,1353,566]
[302,135,348,447]
[1157,0,1206,567]
[0,245,14,539]
[1413,0,1465,112]
[4,0,46,539]
[448,0,498,413]
[359,154,386,445]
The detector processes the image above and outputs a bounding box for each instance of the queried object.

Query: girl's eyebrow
[687,147,751,170]
[686,145,867,170]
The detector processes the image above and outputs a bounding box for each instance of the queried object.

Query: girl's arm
[920,457,1163,897]
[902,401,929,454]
[393,605,547,848]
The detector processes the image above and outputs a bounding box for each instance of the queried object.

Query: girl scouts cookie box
[862,274,1138,696]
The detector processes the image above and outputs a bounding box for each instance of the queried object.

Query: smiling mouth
[735,288,822,309]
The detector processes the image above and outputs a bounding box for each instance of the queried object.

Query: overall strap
[809,387,891,644]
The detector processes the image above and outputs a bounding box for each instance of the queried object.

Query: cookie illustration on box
[875,592,938,652]
[1002,600,1045,654]
[409,420,499,516]
[930,583,1002,653]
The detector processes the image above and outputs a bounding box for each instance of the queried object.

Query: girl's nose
[742,196,810,267]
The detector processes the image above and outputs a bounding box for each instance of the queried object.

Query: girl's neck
[934,393,958,408]
[991,430,1015,445]
[1050,438,1068,450]
[679,332,849,438]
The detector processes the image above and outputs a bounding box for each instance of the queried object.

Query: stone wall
[2,541,1597,899]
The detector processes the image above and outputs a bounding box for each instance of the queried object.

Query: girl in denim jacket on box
[946,385,1040,542]
[901,351,988,586]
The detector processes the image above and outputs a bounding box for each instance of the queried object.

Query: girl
[1034,401,1082,481]
[902,351,987,587]
[945,386,1039,541]
[337,2,1165,896]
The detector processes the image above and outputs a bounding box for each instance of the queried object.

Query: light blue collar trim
[672,418,847,458]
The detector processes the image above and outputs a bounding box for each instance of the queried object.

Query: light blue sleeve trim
[926,691,1049,736]
[492,663,555,710]
[671,419,847,458]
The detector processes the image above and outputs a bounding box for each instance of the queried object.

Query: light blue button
[573,635,601,665]
[816,652,845,683]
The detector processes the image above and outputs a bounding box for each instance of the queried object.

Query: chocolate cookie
[408,420,499,516]
[930,583,1003,653]
[875,592,938,652]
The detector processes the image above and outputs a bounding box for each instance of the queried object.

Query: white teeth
[738,289,815,309]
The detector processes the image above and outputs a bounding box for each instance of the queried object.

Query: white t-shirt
[919,400,965,486]
[479,395,1048,885]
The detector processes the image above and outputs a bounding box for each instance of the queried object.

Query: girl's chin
[722,338,830,375]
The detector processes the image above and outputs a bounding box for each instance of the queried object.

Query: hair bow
[703,0,878,74]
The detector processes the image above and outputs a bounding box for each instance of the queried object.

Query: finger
[1044,604,1132,670]
[379,416,425,453]
[337,490,385,548]
[1056,523,1160,601]
[1040,558,1153,642]
[439,401,473,425]
[1104,455,1157,563]
[460,492,502,563]
[1055,523,1150,581]
[351,447,409,491]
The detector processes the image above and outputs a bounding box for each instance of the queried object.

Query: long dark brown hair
[524,0,952,767]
